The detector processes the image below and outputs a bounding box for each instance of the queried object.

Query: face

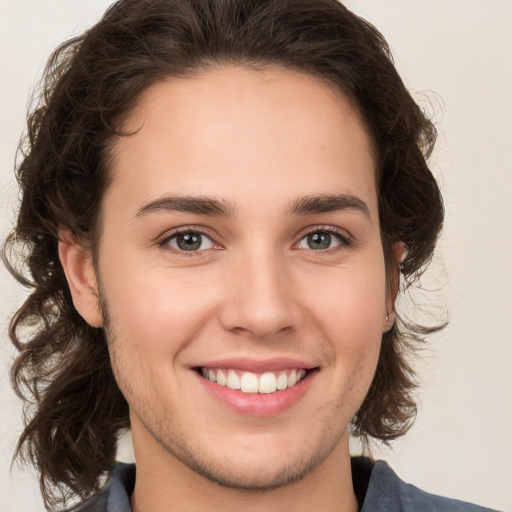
[70,67,394,489]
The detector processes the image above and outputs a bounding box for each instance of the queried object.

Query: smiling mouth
[195,367,315,394]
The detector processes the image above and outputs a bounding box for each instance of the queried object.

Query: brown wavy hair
[3,0,444,509]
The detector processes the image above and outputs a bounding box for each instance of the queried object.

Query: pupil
[308,232,331,250]
[177,233,201,251]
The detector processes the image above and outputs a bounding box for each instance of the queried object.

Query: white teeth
[201,367,309,394]
[259,372,277,394]
[276,371,288,390]
[240,372,259,393]
[216,369,227,386]
[226,369,241,390]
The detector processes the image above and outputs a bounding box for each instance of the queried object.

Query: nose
[219,250,302,339]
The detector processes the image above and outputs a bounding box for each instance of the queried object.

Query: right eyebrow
[135,195,237,219]
[287,193,370,219]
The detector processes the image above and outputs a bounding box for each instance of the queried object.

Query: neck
[130,425,359,512]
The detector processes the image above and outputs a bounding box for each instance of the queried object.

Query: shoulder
[362,459,500,512]
[66,459,501,512]
[66,463,135,512]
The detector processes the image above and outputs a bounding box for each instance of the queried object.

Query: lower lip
[195,370,317,417]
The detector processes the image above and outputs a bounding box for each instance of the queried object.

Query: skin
[59,66,399,512]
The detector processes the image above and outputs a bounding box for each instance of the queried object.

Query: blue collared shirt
[69,459,500,512]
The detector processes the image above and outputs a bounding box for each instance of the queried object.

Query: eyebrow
[288,194,370,218]
[135,195,236,218]
[135,193,370,219]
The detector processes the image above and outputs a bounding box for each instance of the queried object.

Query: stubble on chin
[129,392,350,494]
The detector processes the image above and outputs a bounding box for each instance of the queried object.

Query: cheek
[101,259,220,354]
[307,260,387,333]
[301,255,387,371]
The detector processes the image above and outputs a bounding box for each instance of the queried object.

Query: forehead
[106,66,377,218]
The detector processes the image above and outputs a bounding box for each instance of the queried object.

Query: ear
[383,241,405,331]
[58,230,103,328]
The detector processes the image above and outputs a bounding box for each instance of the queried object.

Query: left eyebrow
[135,195,236,218]
[287,194,370,219]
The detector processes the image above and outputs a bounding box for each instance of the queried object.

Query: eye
[165,230,216,252]
[297,230,346,251]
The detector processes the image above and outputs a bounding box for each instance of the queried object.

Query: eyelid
[294,225,352,249]
[155,224,352,253]
[157,225,223,251]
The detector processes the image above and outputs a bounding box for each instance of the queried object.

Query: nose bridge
[220,243,300,338]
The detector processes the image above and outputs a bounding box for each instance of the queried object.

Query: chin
[179,450,321,491]
[153,422,342,492]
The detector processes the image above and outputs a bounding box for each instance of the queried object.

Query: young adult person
[3,0,501,511]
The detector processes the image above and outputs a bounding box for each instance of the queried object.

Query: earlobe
[383,311,396,332]
[58,231,103,328]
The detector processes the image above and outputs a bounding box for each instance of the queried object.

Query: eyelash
[157,226,220,257]
[297,225,352,251]
[157,225,352,255]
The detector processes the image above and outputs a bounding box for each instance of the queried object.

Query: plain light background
[1,1,511,510]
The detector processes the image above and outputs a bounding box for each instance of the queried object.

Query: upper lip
[192,357,318,373]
